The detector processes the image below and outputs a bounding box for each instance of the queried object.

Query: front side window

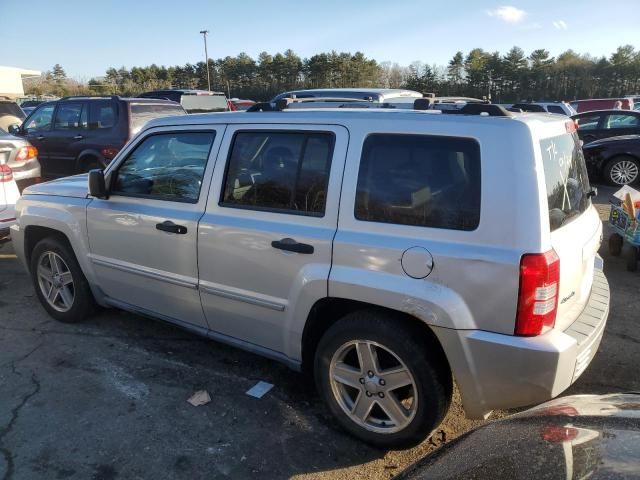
[355,134,481,231]
[540,132,591,231]
[605,114,639,129]
[23,104,55,133]
[575,114,602,131]
[53,103,87,130]
[113,131,215,203]
[221,131,334,216]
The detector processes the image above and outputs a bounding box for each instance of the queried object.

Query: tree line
[25,45,640,102]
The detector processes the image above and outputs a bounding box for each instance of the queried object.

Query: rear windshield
[540,132,591,231]
[180,95,228,113]
[0,101,26,120]
[129,104,186,134]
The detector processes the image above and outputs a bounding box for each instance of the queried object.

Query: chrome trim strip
[89,255,197,289]
[199,285,286,312]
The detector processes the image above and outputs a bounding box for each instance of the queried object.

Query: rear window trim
[354,132,482,232]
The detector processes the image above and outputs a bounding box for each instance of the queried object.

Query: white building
[0,66,42,99]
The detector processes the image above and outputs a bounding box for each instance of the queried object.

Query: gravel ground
[0,185,638,480]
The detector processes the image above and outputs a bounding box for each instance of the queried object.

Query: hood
[584,135,640,148]
[396,394,640,480]
[23,174,89,198]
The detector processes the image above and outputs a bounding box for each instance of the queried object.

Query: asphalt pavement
[0,185,638,480]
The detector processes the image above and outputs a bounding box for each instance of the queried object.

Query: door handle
[73,135,84,140]
[271,238,314,254]
[36,135,45,140]
[156,221,187,234]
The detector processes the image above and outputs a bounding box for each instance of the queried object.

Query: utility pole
[199,30,211,91]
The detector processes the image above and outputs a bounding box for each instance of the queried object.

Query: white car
[0,149,20,237]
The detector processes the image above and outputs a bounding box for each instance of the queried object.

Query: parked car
[396,393,640,480]
[511,102,576,116]
[572,109,640,144]
[8,96,186,178]
[0,149,20,238]
[229,98,256,111]
[12,106,608,448]
[573,98,634,113]
[0,129,41,189]
[19,100,47,116]
[138,89,230,113]
[0,98,26,133]
[272,88,423,104]
[582,135,640,186]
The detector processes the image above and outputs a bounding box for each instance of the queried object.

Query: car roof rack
[58,95,120,101]
[442,103,513,117]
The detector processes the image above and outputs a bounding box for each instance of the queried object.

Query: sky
[1,0,638,79]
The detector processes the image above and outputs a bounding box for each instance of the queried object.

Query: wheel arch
[301,297,452,382]
[75,149,105,172]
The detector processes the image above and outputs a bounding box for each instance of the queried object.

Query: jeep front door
[86,125,224,330]
[198,125,348,358]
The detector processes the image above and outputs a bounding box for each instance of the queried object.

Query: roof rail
[58,95,120,101]
[443,103,513,117]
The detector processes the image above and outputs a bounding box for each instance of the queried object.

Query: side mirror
[88,169,108,199]
[8,124,21,135]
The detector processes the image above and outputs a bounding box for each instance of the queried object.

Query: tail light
[565,120,577,133]
[515,250,560,336]
[0,164,13,183]
[16,146,38,161]
[100,147,120,161]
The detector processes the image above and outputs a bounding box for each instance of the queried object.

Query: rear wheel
[604,156,640,186]
[608,233,623,257]
[30,237,95,322]
[80,156,102,173]
[314,310,451,448]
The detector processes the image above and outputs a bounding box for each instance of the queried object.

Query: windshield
[540,131,591,231]
[129,103,186,135]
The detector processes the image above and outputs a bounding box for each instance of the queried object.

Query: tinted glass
[0,101,26,120]
[23,104,55,133]
[113,132,214,202]
[180,95,228,113]
[221,131,334,216]
[129,104,186,135]
[547,105,566,115]
[605,114,639,129]
[90,102,117,129]
[53,103,86,130]
[540,132,591,231]
[355,134,481,230]
[575,114,601,130]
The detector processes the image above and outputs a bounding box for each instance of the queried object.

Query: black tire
[608,233,623,257]
[314,310,452,449]
[30,236,95,322]
[603,156,640,186]
[80,156,102,173]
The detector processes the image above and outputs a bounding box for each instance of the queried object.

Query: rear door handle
[36,135,45,141]
[271,238,314,254]
[73,135,84,140]
[156,221,187,234]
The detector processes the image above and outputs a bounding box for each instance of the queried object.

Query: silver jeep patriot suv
[11,105,609,448]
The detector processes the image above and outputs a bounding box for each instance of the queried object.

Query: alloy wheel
[329,340,418,434]
[36,251,75,313]
[610,160,639,185]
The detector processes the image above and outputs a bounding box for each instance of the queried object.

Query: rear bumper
[10,159,41,182]
[434,258,610,419]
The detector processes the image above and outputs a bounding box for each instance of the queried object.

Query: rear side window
[129,103,186,135]
[355,134,481,231]
[547,105,566,115]
[89,101,117,130]
[540,132,591,231]
[221,131,334,216]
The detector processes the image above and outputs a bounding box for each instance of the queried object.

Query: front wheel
[30,237,95,322]
[314,311,451,449]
